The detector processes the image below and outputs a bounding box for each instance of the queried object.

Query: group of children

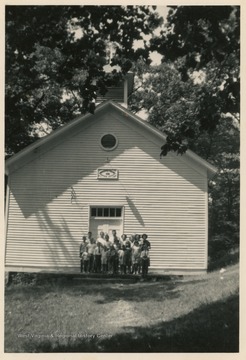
[79,230,151,276]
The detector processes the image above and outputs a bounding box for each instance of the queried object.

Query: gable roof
[5,100,217,177]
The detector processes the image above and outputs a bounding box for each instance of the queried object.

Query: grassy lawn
[5,263,239,352]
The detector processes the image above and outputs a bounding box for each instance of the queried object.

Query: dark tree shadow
[9,102,206,219]
[7,101,208,273]
[19,294,239,353]
[126,196,145,226]
[5,276,181,303]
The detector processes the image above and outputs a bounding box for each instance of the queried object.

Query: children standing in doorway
[109,244,118,274]
[110,229,119,243]
[124,243,132,274]
[118,245,125,275]
[79,231,151,276]
[94,242,102,273]
[101,244,108,273]
[97,231,106,247]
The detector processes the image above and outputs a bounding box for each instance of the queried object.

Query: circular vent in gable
[100,133,118,151]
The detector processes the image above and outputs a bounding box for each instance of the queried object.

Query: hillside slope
[5,263,239,352]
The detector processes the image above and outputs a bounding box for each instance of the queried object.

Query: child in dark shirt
[94,242,102,273]
[109,244,118,274]
[80,235,88,254]
[142,233,151,250]
[80,236,88,272]
[142,233,151,267]
[141,244,150,277]
[124,244,132,274]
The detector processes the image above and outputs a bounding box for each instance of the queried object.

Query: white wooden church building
[5,73,217,275]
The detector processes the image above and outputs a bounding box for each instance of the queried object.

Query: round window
[100,134,118,150]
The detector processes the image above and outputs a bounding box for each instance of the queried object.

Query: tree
[145,6,240,247]
[132,6,240,255]
[130,60,202,155]
[5,5,162,155]
[149,5,240,155]
[129,57,240,256]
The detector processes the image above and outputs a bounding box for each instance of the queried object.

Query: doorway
[89,206,124,239]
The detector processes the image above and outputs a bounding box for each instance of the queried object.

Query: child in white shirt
[81,251,89,273]
[101,245,108,273]
[132,240,141,274]
[118,245,125,275]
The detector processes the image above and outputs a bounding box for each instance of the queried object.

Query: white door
[90,219,123,239]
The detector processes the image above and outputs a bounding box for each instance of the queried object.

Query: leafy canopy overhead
[129,5,239,248]
[6,5,240,159]
[149,5,239,156]
[5,5,162,155]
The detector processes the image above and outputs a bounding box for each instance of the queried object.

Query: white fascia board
[5,100,111,174]
[5,99,217,177]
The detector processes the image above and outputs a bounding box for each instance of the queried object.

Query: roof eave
[110,101,218,175]
[5,99,218,177]
[5,100,113,174]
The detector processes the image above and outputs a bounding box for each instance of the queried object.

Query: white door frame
[88,205,125,237]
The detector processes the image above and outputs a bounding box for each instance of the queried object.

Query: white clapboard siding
[6,107,208,273]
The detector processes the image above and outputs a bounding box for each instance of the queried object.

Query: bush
[208,233,238,262]
[208,248,239,271]
[8,272,38,286]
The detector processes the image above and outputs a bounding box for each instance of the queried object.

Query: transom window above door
[90,207,122,218]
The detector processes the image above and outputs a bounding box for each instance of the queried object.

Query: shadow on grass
[6,274,186,303]
[20,293,239,353]
[5,281,180,304]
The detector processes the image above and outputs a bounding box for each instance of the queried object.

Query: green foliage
[130,6,240,257]
[8,272,38,286]
[149,5,239,155]
[208,242,239,271]
[5,5,162,155]
[130,60,201,155]
[130,62,239,258]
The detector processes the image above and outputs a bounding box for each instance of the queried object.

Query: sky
[133,6,169,65]
[33,5,169,135]
[151,6,169,64]
[74,5,169,66]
